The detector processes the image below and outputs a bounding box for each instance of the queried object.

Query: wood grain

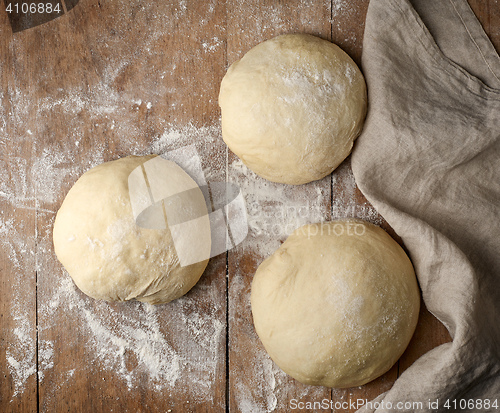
[0,0,497,411]
[225,1,333,411]
[28,1,228,412]
[0,7,38,412]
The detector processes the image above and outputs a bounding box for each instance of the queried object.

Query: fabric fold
[352,0,500,411]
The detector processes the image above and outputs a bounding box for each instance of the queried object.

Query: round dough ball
[219,34,367,185]
[53,155,209,305]
[251,220,420,388]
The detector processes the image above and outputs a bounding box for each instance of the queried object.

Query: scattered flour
[229,158,328,258]
[1,120,382,408]
[332,160,383,225]
[0,0,374,409]
[229,156,382,260]
[39,276,224,392]
[202,36,224,53]
[229,271,331,413]
[1,124,228,405]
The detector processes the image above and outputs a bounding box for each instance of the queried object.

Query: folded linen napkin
[352,0,500,411]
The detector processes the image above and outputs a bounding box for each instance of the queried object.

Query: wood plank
[225,1,335,412]
[469,0,500,52]
[328,2,401,411]
[0,11,38,412]
[0,0,497,410]
[23,0,227,411]
[331,0,367,65]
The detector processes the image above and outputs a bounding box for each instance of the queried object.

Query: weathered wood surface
[1,0,497,411]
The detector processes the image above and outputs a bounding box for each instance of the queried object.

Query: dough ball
[219,34,367,185]
[53,155,210,305]
[251,220,420,388]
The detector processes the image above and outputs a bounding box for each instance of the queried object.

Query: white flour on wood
[1,121,380,406]
[1,0,372,408]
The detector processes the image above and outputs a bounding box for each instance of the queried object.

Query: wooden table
[1,0,497,411]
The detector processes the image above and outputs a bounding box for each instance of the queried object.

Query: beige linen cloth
[352,0,500,411]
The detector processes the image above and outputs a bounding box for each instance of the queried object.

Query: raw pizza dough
[219,34,367,185]
[53,155,210,305]
[251,220,420,388]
